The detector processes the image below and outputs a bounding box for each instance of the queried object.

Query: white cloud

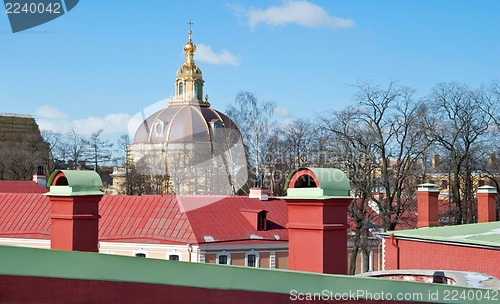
[72,113,131,134]
[245,0,354,29]
[274,106,290,119]
[36,105,68,120]
[35,105,130,135]
[196,44,240,66]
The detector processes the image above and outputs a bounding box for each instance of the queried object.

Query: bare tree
[281,118,315,168]
[64,129,87,169]
[319,81,428,274]
[226,91,276,188]
[350,81,426,231]
[41,130,64,172]
[424,82,497,224]
[321,108,378,274]
[85,129,113,173]
[0,132,49,180]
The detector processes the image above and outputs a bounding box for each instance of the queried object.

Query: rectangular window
[258,213,266,231]
[169,255,179,261]
[218,255,228,265]
[247,254,256,267]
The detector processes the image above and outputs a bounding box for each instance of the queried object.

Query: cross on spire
[187,19,193,39]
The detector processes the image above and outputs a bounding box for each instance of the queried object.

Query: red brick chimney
[284,168,351,275]
[417,183,440,228]
[45,170,103,252]
[477,185,497,223]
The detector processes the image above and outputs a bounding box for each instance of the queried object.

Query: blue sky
[1,0,499,138]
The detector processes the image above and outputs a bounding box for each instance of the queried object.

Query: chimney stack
[477,185,497,223]
[285,168,351,275]
[45,170,103,252]
[417,183,440,228]
[249,188,269,201]
[32,165,47,188]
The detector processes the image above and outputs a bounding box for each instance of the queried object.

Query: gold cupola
[174,27,208,107]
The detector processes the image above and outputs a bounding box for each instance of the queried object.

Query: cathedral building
[127,30,247,195]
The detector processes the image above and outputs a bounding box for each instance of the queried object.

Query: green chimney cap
[285,167,351,199]
[45,170,104,196]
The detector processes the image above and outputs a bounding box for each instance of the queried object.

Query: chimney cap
[285,167,351,199]
[477,185,497,194]
[45,170,104,196]
[417,183,439,192]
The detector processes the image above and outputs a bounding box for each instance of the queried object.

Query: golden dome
[184,31,196,53]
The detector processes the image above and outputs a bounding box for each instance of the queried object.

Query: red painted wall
[287,199,351,275]
[384,238,500,278]
[477,192,497,223]
[0,275,425,304]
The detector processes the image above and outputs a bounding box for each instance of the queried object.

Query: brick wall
[383,238,500,278]
[260,251,270,268]
[276,251,289,269]
[0,275,425,304]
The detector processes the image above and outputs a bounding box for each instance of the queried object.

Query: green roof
[45,170,104,196]
[380,221,500,248]
[0,245,493,303]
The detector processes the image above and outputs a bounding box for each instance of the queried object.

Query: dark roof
[0,181,47,194]
[0,193,288,245]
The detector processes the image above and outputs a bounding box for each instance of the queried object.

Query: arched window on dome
[195,83,199,99]
[179,82,184,96]
[154,120,164,137]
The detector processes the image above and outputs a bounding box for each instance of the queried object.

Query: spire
[187,19,193,39]
[184,20,196,66]
[175,20,206,106]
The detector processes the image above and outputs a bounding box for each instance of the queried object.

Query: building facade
[0,192,289,270]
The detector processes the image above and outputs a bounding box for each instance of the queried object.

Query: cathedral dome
[132,104,240,145]
[132,27,242,146]
[128,26,247,195]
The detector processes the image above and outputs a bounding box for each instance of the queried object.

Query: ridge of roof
[0,181,47,194]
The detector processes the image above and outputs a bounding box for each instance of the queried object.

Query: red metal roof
[184,196,288,243]
[0,193,50,239]
[98,195,199,244]
[0,181,47,194]
[0,193,288,245]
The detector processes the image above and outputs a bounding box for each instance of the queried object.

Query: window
[195,83,199,98]
[169,255,180,261]
[218,255,228,265]
[179,82,184,95]
[441,180,448,189]
[257,212,266,231]
[135,253,146,258]
[245,251,260,267]
[154,120,163,136]
[216,251,231,265]
[247,254,256,267]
